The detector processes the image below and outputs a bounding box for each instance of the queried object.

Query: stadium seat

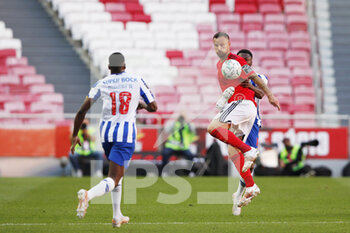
[264,14,285,25]
[291,77,313,86]
[210,4,229,13]
[292,67,313,79]
[22,74,46,86]
[290,41,311,53]
[264,23,286,32]
[242,14,263,31]
[285,4,305,15]
[235,3,258,14]
[286,15,308,31]
[268,41,289,52]
[260,59,285,69]
[259,3,282,14]
[10,66,36,77]
[5,57,28,67]
[29,84,55,94]
[105,3,126,13]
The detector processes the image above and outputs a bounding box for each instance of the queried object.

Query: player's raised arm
[249,73,280,111]
[71,97,94,154]
[138,77,158,112]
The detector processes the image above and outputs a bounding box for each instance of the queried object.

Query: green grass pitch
[0,177,349,233]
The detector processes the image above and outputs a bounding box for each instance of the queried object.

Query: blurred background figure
[69,119,103,177]
[279,138,319,176]
[161,114,197,174]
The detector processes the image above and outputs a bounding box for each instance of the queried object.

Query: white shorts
[214,100,257,142]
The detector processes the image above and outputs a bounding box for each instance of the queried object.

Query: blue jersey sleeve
[139,78,155,104]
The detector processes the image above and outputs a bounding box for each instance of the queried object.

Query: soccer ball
[221,59,242,80]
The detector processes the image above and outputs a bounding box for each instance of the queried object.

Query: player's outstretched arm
[71,97,94,154]
[138,100,157,112]
[249,73,280,110]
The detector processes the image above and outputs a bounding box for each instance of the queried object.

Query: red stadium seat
[288,104,314,114]
[247,40,267,51]
[30,101,63,113]
[284,0,305,7]
[287,60,310,69]
[264,23,286,32]
[258,50,284,63]
[5,57,28,67]
[111,13,132,23]
[266,32,289,42]
[235,3,258,14]
[125,3,144,13]
[105,3,125,13]
[264,14,285,24]
[210,4,230,13]
[285,4,305,15]
[217,14,240,24]
[295,95,315,105]
[166,50,183,59]
[269,67,292,80]
[218,23,240,31]
[260,59,284,69]
[242,14,263,31]
[29,84,54,94]
[259,3,282,14]
[40,93,64,104]
[4,101,26,113]
[258,0,280,3]
[286,15,308,32]
[0,74,20,86]
[268,76,290,86]
[290,41,311,53]
[285,50,310,63]
[292,67,313,79]
[9,66,36,77]
[170,58,191,66]
[132,14,151,23]
[291,77,312,86]
[268,41,289,52]
[294,85,314,96]
[0,49,16,59]
[270,85,292,95]
[289,31,310,42]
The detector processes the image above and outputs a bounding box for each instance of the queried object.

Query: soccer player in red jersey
[207,32,280,202]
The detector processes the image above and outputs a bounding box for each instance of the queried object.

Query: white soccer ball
[221,59,242,80]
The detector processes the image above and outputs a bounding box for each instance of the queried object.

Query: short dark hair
[213,32,230,40]
[109,52,125,68]
[237,49,253,58]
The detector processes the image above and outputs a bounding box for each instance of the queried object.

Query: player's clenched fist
[216,87,235,110]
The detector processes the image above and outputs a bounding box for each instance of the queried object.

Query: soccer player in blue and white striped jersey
[71,52,157,227]
[232,49,268,215]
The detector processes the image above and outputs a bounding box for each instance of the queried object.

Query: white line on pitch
[1,221,349,226]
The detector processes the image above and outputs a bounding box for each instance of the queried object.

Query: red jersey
[217,53,256,105]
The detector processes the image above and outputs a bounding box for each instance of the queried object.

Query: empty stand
[0,0,91,113]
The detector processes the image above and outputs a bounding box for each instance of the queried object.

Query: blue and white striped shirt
[88,72,154,143]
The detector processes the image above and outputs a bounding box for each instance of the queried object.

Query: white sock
[112,178,123,219]
[237,178,245,197]
[87,177,115,201]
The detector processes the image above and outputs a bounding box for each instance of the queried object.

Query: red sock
[230,151,254,187]
[210,127,251,153]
